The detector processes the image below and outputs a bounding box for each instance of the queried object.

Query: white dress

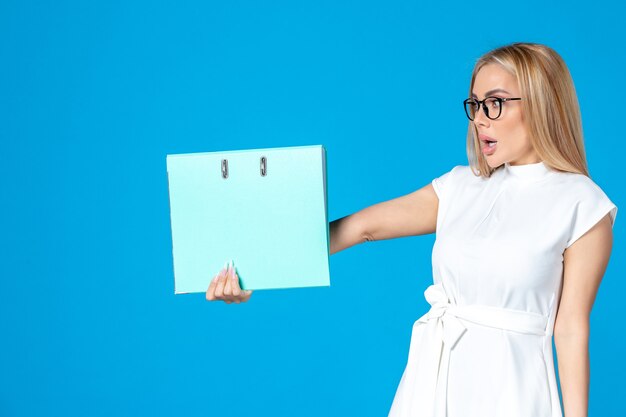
[387,161,618,417]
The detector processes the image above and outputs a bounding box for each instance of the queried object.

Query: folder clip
[221,156,268,179]
[221,159,229,179]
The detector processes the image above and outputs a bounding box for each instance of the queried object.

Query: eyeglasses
[463,96,523,121]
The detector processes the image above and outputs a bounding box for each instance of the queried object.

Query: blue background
[1,1,624,416]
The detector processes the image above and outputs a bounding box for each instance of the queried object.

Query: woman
[206,42,617,417]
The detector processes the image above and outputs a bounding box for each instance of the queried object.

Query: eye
[486,97,501,109]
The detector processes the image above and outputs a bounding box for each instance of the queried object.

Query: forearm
[554,325,590,417]
[329,213,367,255]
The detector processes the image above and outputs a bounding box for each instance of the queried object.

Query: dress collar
[503,160,554,181]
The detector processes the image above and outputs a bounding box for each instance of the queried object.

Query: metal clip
[260,156,267,177]
[221,159,228,179]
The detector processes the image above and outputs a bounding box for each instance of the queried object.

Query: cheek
[505,112,529,147]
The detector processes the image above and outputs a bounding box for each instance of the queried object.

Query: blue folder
[166,144,330,294]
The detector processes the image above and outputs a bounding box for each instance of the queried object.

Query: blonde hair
[466,42,589,178]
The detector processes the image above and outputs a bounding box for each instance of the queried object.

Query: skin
[206,61,614,417]
[471,63,540,166]
[557,214,613,417]
[473,64,614,416]
[206,261,251,304]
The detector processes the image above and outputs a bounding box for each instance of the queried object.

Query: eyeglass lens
[465,98,502,120]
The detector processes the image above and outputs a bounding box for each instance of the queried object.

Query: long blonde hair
[467,42,589,178]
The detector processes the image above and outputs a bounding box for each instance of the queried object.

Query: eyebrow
[471,88,511,98]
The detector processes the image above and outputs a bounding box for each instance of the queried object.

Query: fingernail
[230,261,237,279]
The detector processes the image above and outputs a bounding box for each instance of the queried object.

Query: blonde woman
[206,42,617,417]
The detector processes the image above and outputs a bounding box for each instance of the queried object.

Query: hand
[206,261,253,304]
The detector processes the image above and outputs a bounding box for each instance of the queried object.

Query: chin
[489,160,507,171]
[484,157,499,167]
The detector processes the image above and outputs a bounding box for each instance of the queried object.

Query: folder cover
[166,145,330,294]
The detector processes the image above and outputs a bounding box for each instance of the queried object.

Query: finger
[214,264,227,299]
[223,263,233,299]
[240,289,253,300]
[230,262,241,297]
[206,274,219,301]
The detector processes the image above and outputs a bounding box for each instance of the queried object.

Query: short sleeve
[431,166,458,201]
[565,180,618,249]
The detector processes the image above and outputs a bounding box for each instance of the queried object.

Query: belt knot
[410,282,549,417]
[416,283,467,350]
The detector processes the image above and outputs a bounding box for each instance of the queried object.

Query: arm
[329,183,439,255]
[554,213,614,417]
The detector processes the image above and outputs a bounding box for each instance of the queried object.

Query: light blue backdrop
[1,1,624,416]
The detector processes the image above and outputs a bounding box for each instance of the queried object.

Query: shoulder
[447,164,491,185]
[431,164,488,202]
[431,164,490,189]
[551,171,614,204]
[431,165,466,193]
[551,171,618,248]
[435,164,482,180]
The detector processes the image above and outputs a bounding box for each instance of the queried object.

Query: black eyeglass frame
[463,97,523,121]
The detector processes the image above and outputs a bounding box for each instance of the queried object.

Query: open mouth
[479,135,498,153]
[480,137,498,147]
[480,138,498,154]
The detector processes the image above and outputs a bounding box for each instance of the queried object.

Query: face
[471,63,540,167]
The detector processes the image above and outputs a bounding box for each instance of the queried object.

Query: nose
[472,104,490,128]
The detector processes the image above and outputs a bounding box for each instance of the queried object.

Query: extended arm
[555,213,614,417]
[329,183,439,255]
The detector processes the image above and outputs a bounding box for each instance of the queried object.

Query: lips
[479,134,497,144]
[479,134,497,155]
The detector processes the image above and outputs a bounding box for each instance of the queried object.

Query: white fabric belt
[413,283,549,417]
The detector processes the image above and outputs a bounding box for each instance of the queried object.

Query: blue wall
[1,1,624,416]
